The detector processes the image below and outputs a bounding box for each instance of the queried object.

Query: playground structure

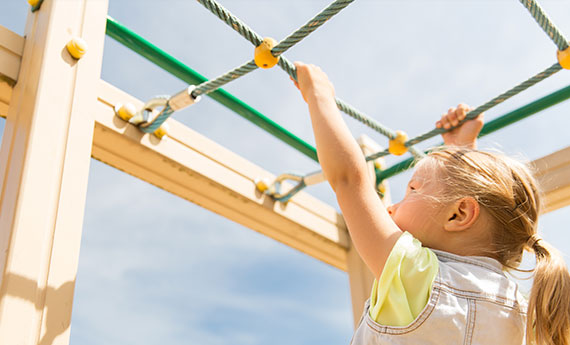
[0,0,569,344]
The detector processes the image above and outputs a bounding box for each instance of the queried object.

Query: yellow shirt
[368,232,439,327]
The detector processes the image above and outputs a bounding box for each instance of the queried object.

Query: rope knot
[388,130,409,156]
[254,37,279,69]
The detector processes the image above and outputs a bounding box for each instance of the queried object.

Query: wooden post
[0,1,108,344]
[346,135,390,328]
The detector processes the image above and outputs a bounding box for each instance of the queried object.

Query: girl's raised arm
[293,62,402,278]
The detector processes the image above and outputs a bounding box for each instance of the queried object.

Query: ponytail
[527,237,570,345]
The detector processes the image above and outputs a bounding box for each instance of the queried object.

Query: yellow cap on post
[154,123,169,139]
[114,103,137,122]
[28,0,40,6]
[388,130,409,156]
[254,37,279,69]
[254,178,270,193]
[66,37,88,60]
[558,45,570,70]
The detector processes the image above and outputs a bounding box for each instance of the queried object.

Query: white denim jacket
[351,250,528,345]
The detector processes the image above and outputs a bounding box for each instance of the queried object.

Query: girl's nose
[386,203,395,215]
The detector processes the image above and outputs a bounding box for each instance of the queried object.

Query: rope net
[125,0,568,201]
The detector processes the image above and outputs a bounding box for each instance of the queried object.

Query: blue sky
[1,1,570,344]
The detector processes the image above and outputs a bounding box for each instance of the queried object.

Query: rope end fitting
[388,130,409,156]
[558,44,570,70]
[254,37,279,69]
[169,85,202,112]
[66,37,88,60]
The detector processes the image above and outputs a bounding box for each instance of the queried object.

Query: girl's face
[386,163,449,246]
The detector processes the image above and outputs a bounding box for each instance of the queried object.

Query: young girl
[292,61,570,345]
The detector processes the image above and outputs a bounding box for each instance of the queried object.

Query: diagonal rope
[519,0,569,51]
[196,0,263,46]
[271,0,355,56]
[277,55,425,158]
[192,60,258,97]
[391,62,563,150]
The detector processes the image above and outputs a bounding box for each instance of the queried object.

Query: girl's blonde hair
[423,147,570,345]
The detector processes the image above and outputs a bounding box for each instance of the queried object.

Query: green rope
[519,0,569,51]
[192,60,258,97]
[276,56,426,158]
[402,62,562,148]
[196,0,263,46]
[377,83,570,181]
[271,0,355,56]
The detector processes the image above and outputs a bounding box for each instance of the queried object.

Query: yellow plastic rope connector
[154,123,169,139]
[388,130,409,156]
[558,44,570,70]
[254,37,279,69]
[27,0,40,7]
[66,37,88,60]
[115,103,136,121]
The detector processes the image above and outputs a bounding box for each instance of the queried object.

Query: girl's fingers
[446,108,459,127]
[440,114,452,129]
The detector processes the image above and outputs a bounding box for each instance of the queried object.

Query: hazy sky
[1,1,570,344]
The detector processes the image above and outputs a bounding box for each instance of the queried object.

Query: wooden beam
[533,146,570,214]
[93,80,349,270]
[0,1,108,344]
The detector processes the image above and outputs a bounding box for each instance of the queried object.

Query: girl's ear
[443,197,480,232]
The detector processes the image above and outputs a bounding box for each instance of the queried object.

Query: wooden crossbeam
[94,81,350,270]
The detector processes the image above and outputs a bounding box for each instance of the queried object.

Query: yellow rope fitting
[388,130,409,156]
[66,37,88,59]
[558,44,570,70]
[114,103,137,121]
[377,183,386,195]
[254,178,270,193]
[27,0,40,6]
[254,37,279,69]
[153,123,169,139]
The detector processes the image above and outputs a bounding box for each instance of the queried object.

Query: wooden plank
[533,146,570,214]
[0,1,108,344]
[94,80,349,270]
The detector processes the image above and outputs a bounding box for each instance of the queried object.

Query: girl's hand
[436,104,484,149]
[291,61,335,103]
